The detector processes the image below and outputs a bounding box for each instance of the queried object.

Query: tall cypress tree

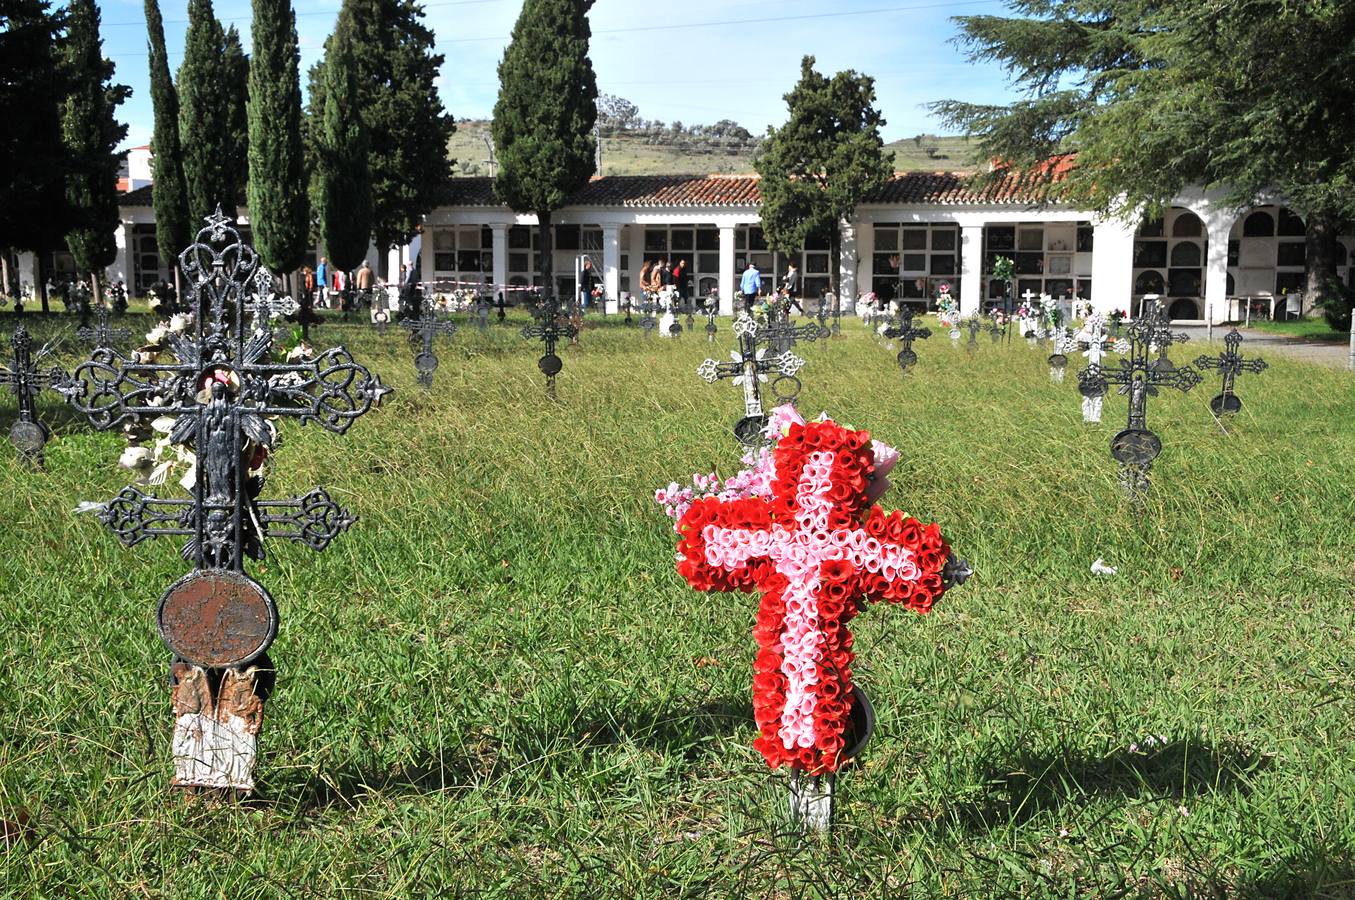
[0,0,70,305]
[492,0,597,290]
[755,56,890,300]
[335,0,455,261]
[61,0,130,293]
[145,0,190,275]
[316,15,371,273]
[247,0,308,274]
[222,26,249,210]
[178,0,234,221]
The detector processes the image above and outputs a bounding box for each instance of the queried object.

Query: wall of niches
[871,223,960,307]
[984,221,1094,309]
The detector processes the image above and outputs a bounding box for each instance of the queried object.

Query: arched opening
[1133,208,1205,319]
[1135,271,1165,295]
[1168,298,1199,319]
[1229,205,1307,302]
[1243,212,1275,236]
[1170,242,1201,267]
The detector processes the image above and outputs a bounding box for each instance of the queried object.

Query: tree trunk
[0,252,10,301]
[90,271,101,309]
[538,210,554,297]
[1306,210,1341,316]
[39,256,49,314]
[829,227,842,301]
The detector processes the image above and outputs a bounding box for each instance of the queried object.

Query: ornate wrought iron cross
[761,316,825,356]
[1074,315,1121,424]
[520,295,578,399]
[1077,305,1201,501]
[1149,318,1191,372]
[401,306,459,389]
[1195,328,1267,420]
[370,285,394,335]
[0,326,65,465]
[704,302,718,342]
[637,294,657,337]
[1047,327,1077,383]
[475,293,491,332]
[966,316,981,351]
[698,313,805,445]
[56,209,390,791]
[987,312,1004,343]
[883,305,932,372]
[76,304,132,350]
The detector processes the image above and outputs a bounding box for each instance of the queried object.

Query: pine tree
[492,0,597,291]
[316,15,371,273]
[334,0,455,261]
[222,26,250,210]
[61,0,130,293]
[932,0,1355,307]
[144,0,190,273]
[178,0,235,221]
[755,56,890,299]
[247,0,308,274]
[0,0,71,305]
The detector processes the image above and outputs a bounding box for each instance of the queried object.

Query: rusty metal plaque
[9,421,46,455]
[157,570,277,668]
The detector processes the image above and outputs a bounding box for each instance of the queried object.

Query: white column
[960,224,984,316]
[17,252,36,299]
[628,223,645,302]
[838,220,857,303]
[718,224,736,314]
[110,221,130,286]
[1090,219,1136,317]
[490,224,507,296]
[854,223,875,313]
[1203,211,1232,324]
[602,224,620,312]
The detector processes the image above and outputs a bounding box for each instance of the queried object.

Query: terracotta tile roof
[120,185,154,206]
[125,164,1073,212]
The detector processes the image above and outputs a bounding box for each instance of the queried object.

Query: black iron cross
[761,316,825,356]
[883,305,932,372]
[967,316,981,351]
[476,293,491,332]
[58,208,390,664]
[638,295,657,337]
[1195,328,1267,419]
[704,301,718,342]
[1077,304,1201,500]
[520,295,578,399]
[0,326,65,465]
[1149,320,1191,372]
[987,313,1003,343]
[77,304,132,350]
[698,313,805,445]
[401,306,459,389]
[370,285,394,335]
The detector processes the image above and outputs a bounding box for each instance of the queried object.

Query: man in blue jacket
[739,261,761,311]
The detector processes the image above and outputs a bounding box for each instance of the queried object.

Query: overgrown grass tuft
[1,311,1352,896]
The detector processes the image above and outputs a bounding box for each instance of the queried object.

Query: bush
[1318,278,1353,332]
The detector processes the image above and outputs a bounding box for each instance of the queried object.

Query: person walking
[672,259,689,301]
[739,260,762,310]
[356,260,374,292]
[579,257,598,311]
[782,261,803,314]
[315,256,330,308]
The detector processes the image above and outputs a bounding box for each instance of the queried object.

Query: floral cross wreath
[657,406,969,774]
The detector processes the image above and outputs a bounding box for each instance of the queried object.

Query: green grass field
[1246,318,1350,343]
[1,310,1353,896]
[450,121,978,176]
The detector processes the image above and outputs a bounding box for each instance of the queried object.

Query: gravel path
[1175,325,1353,369]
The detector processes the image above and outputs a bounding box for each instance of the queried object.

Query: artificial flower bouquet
[656,406,963,774]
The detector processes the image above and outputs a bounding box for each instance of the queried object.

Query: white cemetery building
[15,145,1353,323]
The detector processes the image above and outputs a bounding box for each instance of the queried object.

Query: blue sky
[98,0,1024,149]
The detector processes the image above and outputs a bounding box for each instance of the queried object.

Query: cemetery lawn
[1246,318,1349,342]
[2,313,1354,896]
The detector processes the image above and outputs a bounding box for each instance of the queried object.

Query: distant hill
[446,121,979,178]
